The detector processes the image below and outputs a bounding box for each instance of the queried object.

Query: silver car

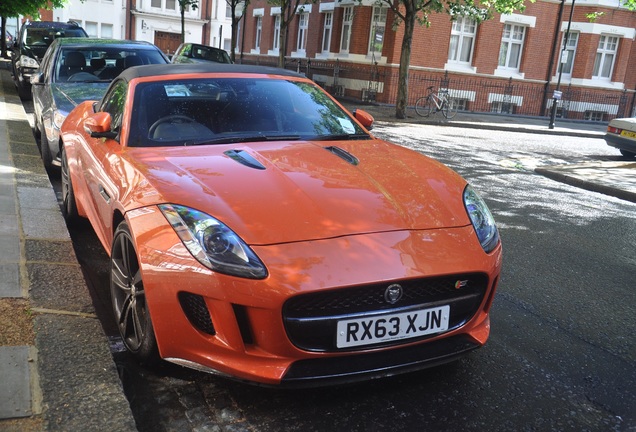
[31,37,169,170]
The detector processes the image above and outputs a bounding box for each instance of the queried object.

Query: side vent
[324,146,359,166]
[178,292,216,335]
[224,150,266,170]
[232,304,254,345]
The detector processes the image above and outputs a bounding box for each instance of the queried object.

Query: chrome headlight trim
[463,185,500,254]
[159,204,268,279]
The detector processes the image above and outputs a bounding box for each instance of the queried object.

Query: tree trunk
[278,17,287,68]
[395,11,416,119]
[1,16,7,59]
[181,9,186,43]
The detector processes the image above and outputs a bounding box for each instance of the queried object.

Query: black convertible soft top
[119,63,305,81]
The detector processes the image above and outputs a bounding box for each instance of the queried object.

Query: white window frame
[322,12,333,53]
[368,7,387,55]
[559,31,579,77]
[448,17,476,65]
[255,16,262,50]
[593,34,618,80]
[498,23,526,71]
[101,23,113,39]
[340,6,353,53]
[296,13,309,53]
[273,15,281,51]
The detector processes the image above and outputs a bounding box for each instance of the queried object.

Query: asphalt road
[27,102,636,431]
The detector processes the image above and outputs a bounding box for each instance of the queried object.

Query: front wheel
[60,146,79,222]
[441,100,458,120]
[415,96,434,117]
[110,222,159,365]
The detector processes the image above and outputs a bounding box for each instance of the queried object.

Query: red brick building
[240,0,636,120]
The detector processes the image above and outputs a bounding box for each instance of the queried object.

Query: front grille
[179,292,216,336]
[283,273,489,352]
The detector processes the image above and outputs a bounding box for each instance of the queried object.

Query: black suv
[11,21,88,99]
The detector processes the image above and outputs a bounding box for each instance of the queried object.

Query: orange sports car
[60,64,502,386]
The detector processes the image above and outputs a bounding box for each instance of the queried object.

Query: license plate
[336,305,450,348]
[620,130,636,139]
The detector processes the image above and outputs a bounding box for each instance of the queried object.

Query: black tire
[442,100,458,120]
[110,222,160,365]
[40,132,53,170]
[16,80,31,100]
[415,96,434,117]
[60,146,79,222]
[619,149,636,158]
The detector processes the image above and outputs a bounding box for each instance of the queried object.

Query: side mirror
[31,72,44,85]
[84,112,117,139]
[353,109,374,131]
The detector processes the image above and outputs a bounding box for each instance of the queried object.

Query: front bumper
[127,207,502,385]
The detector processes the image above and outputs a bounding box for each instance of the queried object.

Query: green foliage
[585,11,605,22]
[0,0,70,19]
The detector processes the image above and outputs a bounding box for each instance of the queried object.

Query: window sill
[494,67,525,79]
[444,62,477,74]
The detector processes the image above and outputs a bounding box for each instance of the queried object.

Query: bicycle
[414,86,458,119]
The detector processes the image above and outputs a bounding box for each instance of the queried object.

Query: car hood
[51,83,109,113]
[126,139,471,245]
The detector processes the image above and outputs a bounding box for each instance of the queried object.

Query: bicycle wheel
[415,96,434,117]
[441,99,458,120]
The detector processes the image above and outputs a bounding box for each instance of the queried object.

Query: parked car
[171,42,232,64]
[11,20,88,99]
[605,116,636,158]
[60,63,501,386]
[31,38,169,170]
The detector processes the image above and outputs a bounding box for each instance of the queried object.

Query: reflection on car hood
[51,83,109,113]
[127,139,471,245]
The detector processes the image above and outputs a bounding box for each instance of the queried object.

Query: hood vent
[224,150,266,170]
[324,146,359,166]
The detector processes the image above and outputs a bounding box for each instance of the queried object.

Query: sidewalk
[0,59,136,431]
[0,65,634,432]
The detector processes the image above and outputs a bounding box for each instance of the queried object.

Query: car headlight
[159,204,268,279]
[19,55,39,69]
[463,185,500,253]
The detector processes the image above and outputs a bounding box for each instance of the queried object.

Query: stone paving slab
[0,346,32,419]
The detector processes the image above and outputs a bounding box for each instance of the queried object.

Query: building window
[255,16,262,50]
[593,35,618,79]
[273,15,280,50]
[322,12,332,53]
[226,4,232,18]
[498,24,526,70]
[101,23,113,39]
[448,17,476,64]
[340,6,353,53]
[368,7,387,55]
[559,31,578,76]
[297,13,309,52]
[584,110,605,121]
[85,21,98,37]
[151,0,161,8]
[166,0,176,10]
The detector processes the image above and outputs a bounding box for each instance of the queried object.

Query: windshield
[127,78,369,147]
[54,47,167,83]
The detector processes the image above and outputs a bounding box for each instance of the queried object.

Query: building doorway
[154,31,182,55]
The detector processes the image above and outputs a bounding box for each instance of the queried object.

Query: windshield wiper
[184,134,302,146]
[309,133,369,141]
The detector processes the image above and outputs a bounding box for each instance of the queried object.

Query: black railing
[240,56,636,122]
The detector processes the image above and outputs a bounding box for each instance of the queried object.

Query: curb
[535,167,636,204]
